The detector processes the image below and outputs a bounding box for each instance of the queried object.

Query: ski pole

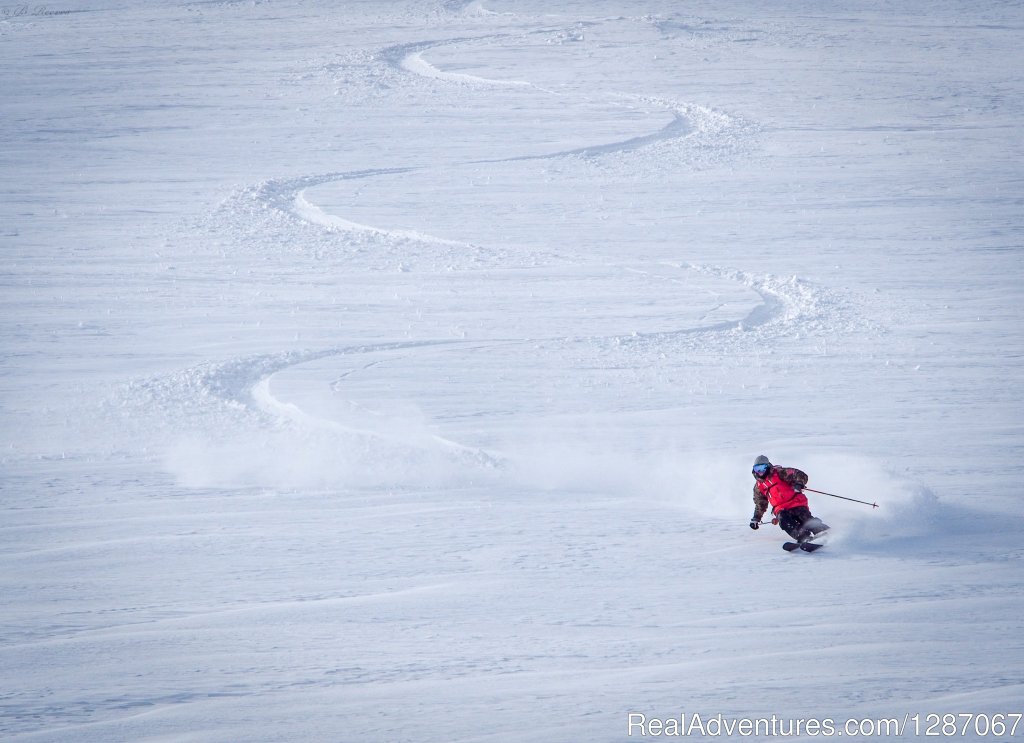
[803,487,878,509]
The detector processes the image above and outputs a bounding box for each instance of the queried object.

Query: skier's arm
[777,467,808,490]
[752,486,769,522]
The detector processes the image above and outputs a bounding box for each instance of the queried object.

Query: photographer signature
[2,5,73,17]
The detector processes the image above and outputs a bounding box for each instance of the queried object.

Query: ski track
[130,260,850,466]
[396,42,535,89]
[150,10,860,474]
[251,364,504,466]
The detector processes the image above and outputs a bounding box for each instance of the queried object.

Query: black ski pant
[776,506,828,541]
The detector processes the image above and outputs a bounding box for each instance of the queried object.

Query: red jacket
[755,467,809,513]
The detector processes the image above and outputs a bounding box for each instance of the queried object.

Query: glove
[793,483,804,492]
[749,519,760,530]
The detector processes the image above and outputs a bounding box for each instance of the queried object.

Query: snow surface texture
[2,1,1022,741]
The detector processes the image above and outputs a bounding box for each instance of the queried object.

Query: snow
[1,0,1022,741]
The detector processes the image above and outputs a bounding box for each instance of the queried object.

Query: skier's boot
[797,519,830,544]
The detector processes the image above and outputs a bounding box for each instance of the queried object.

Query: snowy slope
[1,1,1022,741]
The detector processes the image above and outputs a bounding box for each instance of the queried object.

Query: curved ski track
[150,9,866,475]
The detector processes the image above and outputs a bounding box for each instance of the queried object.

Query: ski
[782,524,831,553]
[782,540,825,553]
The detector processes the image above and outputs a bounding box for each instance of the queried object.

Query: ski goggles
[752,463,771,477]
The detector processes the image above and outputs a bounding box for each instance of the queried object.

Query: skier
[748,455,829,544]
